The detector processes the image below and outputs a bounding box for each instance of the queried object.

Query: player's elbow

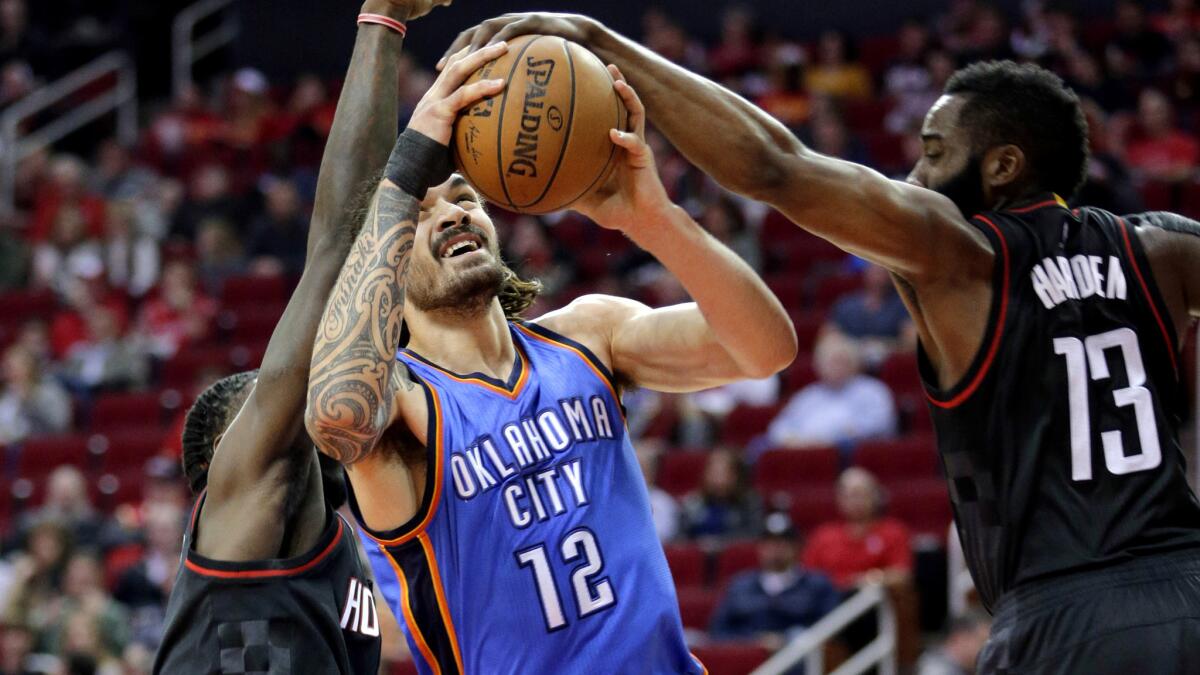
[742,322,798,380]
[742,146,813,207]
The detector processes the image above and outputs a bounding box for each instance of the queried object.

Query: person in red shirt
[135,259,217,359]
[1124,88,1200,183]
[802,467,913,591]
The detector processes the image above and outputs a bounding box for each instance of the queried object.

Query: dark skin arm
[1125,212,1200,342]
[443,15,996,388]
[196,1,438,561]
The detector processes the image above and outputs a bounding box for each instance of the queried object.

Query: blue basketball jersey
[348,321,705,675]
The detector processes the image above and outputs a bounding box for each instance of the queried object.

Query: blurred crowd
[1,0,1197,673]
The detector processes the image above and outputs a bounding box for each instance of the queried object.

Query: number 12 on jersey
[515,528,616,632]
[1054,327,1162,481]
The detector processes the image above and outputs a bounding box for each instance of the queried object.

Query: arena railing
[750,582,897,675]
[0,50,137,215]
[172,0,240,99]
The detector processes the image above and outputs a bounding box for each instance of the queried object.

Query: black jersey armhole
[1117,215,1182,377]
[921,215,1011,409]
[345,370,442,544]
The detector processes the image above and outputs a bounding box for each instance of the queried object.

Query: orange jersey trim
[418,532,464,674]
[514,323,628,424]
[400,345,531,400]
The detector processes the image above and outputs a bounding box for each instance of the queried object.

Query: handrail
[0,51,137,214]
[172,0,240,99]
[750,583,897,675]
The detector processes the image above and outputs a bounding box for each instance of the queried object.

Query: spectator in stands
[806,29,872,100]
[808,110,872,167]
[221,67,274,153]
[1169,36,1200,107]
[1076,100,1145,214]
[708,5,760,79]
[681,448,762,540]
[115,503,182,649]
[887,48,956,136]
[0,212,29,290]
[1155,0,1200,43]
[49,277,128,360]
[0,0,46,74]
[245,178,308,276]
[958,4,1014,63]
[29,155,106,242]
[0,620,35,675]
[687,376,780,448]
[756,47,810,131]
[12,321,48,369]
[635,442,681,542]
[641,8,707,73]
[0,344,71,444]
[1124,88,1200,183]
[30,207,104,296]
[766,333,896,449]
[102,201,159,299]
[916,610,992,675]
[0,59,35,110]
[826,262,915,365]
[0,520,70,635]
[20,467,111,552]
[883,20,936,134]
[91,139,156,203]
[59,306,148,392]
[802,468,913,592]
[41,552,129,659]
[710,512,840,650]
[135,259,217,360]
[168,164,241,242]
[1112,0,1173,76]
[194,217,244,296]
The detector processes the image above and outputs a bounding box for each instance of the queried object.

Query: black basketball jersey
[154,493,381,675]
[920,195,1200,611]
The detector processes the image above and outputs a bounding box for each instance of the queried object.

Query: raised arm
[305,44,508,463]
[443,14,984,282]
[537,70,795,393]
[203,2,420,510]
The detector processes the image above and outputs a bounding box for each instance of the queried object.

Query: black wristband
[385,128,455,198]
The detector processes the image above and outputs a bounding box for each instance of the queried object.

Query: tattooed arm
[305,43,508,464]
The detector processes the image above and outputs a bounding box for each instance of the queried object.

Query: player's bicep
[768,151,984,280]
[1128,211,1200,320]
[611,303,748,392]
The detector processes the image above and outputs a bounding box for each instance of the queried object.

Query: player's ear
[983,144,1025,190]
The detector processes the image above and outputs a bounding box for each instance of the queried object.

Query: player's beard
[933,153,988,218]
[407,253,505,317]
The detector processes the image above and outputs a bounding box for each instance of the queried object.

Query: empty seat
[93,430,164,472]
[161,346,234,389]
[878,353,921,396]
[889,477,952,539]
[715,540,760,584]
[754,447,840,495]
[657,451,709,498]
[676,586,720,631]
[782,351,817,394]
[690,643,771,675]
[812,273,864,310]
[855,434,939,481]
[721,404,782,447]
[226,303,287,343]
[221,274,289,307]
[788,485,841,532]
[18,434,91,476]
[90,391,165,434]
[663,543,706,587]
[790,312,825,354]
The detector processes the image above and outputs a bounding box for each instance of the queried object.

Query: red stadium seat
[812,273,864,310]
[18,434,91,477]
[766,274,805,312]
[842,98,892,132]
[90,391,166,434]
[389,661,419,675]
[855,434,939,482]
[863,131,908,172]
[715,540,760,584]
[691,643,771,675]
[1138,180,1175,212]
[789,485,841,533]
[664,543,706,587]
[676,586,720,631]
[721,404,782,446]
[888,478,952,539]
[0,289,56,325]
[782,350,817,395]
[93,429,164,472]
[754,447,840,495]
[221,274,289,308]
[225,302,287,343]
[161,345,234,389]
[657,451,709,498]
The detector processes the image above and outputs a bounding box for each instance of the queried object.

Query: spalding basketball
[453,35,628,215]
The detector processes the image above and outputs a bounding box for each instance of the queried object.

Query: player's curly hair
[181,370,258,495]
[945,60,1090,200]
[498,264,542,318]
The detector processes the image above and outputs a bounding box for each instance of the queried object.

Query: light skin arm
[304,44,508,464]
[198,1,445,558]
[537,69,796,392]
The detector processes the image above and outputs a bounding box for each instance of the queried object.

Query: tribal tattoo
[307,183,418,465]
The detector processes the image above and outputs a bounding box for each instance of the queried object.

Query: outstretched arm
[203,2,423,519]
[443,14,985,282]
[538,70,796,392]
[305,44,508,464]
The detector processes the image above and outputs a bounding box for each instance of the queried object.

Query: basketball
[452,34,628,215]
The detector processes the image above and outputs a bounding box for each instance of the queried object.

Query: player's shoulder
[531,294,649,342]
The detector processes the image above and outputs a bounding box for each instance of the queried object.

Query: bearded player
[451,15,1200,675]
[153,2,452,672]
[303,41,796,673]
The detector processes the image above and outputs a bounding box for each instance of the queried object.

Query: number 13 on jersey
[1054,327,1162,481]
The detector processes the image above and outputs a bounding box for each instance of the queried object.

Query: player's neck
[405,300,515,379]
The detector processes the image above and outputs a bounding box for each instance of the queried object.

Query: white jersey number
[515,528,616,631]
[1054,327,1162,481]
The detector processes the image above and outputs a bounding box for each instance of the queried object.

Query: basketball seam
[559,50,625,210]
[496,37,542,210]
[519,37,577,211]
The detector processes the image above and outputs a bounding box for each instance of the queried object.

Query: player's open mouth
[439,233,484,259]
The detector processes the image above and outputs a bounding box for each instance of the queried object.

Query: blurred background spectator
[916,610,992,675]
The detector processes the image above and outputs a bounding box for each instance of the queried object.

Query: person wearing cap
[709,512,841,651]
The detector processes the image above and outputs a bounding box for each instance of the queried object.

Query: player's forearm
[630,206,797,378]
[307,18,406,259]
[306,180,416,464]
[587,24,804,202]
